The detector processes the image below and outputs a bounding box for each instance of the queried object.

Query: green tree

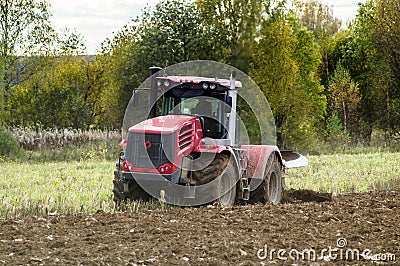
[55,28,86,56]
[293,0,341,39]
[251,16,325,149]
[327,0,399,141]
[0,55,5,124]
[7,56,114,129]
[292,0,342,96]
[325,2,377,141]
[291,19,326,145]
[371,0,400,137]
[250,19,295,145]
[0,0,55,92]
[328,63,360,136]
[196,0,268,72]
[1,0,87,126]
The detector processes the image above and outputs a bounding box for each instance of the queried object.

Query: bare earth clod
[282,188,332,203]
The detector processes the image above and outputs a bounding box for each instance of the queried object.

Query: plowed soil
[1,190,399,265]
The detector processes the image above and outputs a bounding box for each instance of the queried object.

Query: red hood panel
[128,115,197,134]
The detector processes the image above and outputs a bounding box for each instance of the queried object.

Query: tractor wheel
[113,172,150,204]
[112,170,124,204]
[191,153,229,185]
[217,159,237,207]
[264,155,282,204]
[191,153,237,207]
[248,154,272,203]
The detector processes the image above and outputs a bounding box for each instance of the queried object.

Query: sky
[50,0,366,54]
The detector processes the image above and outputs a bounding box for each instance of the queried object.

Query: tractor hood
[128,115,198,134]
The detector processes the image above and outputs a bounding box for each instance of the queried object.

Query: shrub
[0,127,22,158]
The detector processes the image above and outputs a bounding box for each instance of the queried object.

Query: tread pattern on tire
[249,153,282,204]
[264,156,282,204]
[191,153,229,185]
[190,153,238,207]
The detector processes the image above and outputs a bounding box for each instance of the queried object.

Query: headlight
[202,83,209,89]
[210,83,216,90]
[157,80,162,87]
[163,80,170,87]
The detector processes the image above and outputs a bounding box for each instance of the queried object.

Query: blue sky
[50,0,366,54]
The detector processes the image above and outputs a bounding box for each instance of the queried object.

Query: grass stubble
[0,151,399,217]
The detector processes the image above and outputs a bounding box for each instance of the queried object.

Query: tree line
[1,0,399,149]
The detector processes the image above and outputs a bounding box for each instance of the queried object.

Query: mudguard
[240,145,282,180]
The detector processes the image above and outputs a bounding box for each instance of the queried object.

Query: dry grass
[10,126,121,151]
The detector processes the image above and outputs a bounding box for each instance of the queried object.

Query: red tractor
[113,66,307,207]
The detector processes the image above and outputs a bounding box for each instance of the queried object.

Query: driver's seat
[191,99,222,139]
[201,117,222,139]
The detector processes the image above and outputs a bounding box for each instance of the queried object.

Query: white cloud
[50,0,160,54]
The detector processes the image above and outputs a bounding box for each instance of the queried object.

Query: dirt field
[1,190,399,265]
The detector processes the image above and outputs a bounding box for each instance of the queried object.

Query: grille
[126,132,174,169]
[178,125,193,150]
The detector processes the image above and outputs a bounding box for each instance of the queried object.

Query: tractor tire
[191,153,237,207]
[217,159,237,207]
[248,154,282,204]
[191,153,229,185]
[264,155,282,204]
[113,172,150,204]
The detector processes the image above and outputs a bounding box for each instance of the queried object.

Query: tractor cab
[156,76,241,142]
[123,75,242,148]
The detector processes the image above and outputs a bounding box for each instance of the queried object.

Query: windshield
[162,87,226,116]
[164,96,221,116]
[162,89,229,139]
